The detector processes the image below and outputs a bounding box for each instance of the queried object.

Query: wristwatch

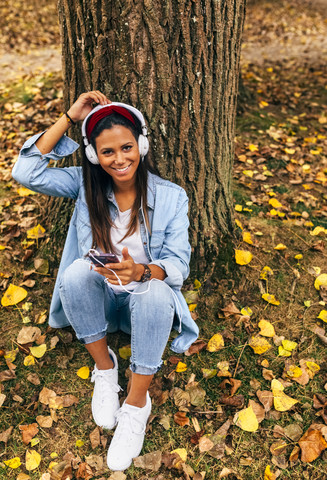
[140,264,151,282]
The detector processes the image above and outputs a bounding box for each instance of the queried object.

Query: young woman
[12,91,198,471]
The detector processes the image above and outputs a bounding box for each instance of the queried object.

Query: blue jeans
[58,259,175,375]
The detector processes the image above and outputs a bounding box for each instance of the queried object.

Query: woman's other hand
[94,247,144,285]
[66,91,111,124]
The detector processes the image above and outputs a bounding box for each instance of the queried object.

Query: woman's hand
[66,91,111,124]
[94,247,144,285]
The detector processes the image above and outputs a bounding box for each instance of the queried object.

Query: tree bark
[57,0,246,271]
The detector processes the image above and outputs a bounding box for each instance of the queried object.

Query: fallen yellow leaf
[258,320,275,337]
[234,405,259,432]
[269,198,283,209]
[243,232,253,245]
[202,368,217,379]
[314,274,327,290]
[176,361,187,373]
[29,344,47,359]
[317,310,327,322]
[235,219,243,230]
[249,336,272,354]
[235,249,253,265]
[25,450,41,471]
[278,346,292,357]
[171,447,187,467]
[77,366,90,379]
[310,226,326,236]
[4,457,21,469]
[1,284,28,306]
[241,307,253,316]
[282,340,297,352]
[119,346,132,359]
[27,224,45,240]
[274,243,287,250]
[260,266,273,280]
[206,333,224,352]
[262,293,280,305]
[75,439,84,448]
[264,465,276,480]
[17,187,37,197]
[24,355,35,366]
[235,204,243,212]
[271,379,298,412]
[189,303,197,312]
[286,365,303,379]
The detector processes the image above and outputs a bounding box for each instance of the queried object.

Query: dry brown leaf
[248,399,265,423]
[39,387,56,405]
[270,440,288,456]
[262,368,275,381]
[221,302,241,318]
[19,423,38,445]
[0,369,16,382]
[185,384,206,407]
[185,339,207,356]
[84,454,104,473]
[133,451,162,471]
[256,390,274,412]
[17,326,41,344]
[76,462,93,480]
[284,423,303,442]
[174,411,190,426]
[108,473,127,480]
[171,387,190,408]
[190,429,205,445]
[230,378,242,396]
[198,436,214,452]
[89,426,100,449]
[36,415,53,428]
[27,373,40,385]
[299,428,327,462]
[220,394,244,408]
[0,426,13,444]
[289,445,300,463]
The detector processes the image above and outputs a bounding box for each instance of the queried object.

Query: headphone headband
[81,102,149,165]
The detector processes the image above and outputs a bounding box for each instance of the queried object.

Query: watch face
[141,265,151,282]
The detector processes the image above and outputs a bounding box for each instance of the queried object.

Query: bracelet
[65,112,76,126]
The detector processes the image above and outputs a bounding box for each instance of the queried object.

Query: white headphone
[81,102,149,165]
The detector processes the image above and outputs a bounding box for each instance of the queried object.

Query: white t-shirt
[108,208,148,293]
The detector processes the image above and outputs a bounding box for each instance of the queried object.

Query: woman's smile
[95,125,140,188]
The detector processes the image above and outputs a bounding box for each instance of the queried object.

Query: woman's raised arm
[35,91,111,154]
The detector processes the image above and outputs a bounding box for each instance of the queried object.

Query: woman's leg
[59,259,120,428]
[107,280,175,471]
[127,279,175,404]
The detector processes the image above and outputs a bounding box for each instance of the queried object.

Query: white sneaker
[91,348,121,429]
[107,392,152,471]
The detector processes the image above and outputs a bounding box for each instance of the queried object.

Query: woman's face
[95,125,140,189]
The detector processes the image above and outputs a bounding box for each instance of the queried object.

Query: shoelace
[91,369,122,397]
[113,407,146,446]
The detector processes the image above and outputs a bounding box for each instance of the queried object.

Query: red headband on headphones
[86,105,136,140]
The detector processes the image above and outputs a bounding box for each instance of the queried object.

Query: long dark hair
[82,111,155,253]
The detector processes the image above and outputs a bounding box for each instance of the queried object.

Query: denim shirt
[12,133,199,353]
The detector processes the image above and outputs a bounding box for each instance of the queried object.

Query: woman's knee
[60,259,102,290]
[131,279,174,309]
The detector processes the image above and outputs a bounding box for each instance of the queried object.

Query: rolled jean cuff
[78,329,108,345]
[129,360,163,375]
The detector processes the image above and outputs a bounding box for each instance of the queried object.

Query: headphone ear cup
[138,135,149,160]
[85,144,99,165]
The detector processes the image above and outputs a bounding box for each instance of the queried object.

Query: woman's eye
[123,146,132,151]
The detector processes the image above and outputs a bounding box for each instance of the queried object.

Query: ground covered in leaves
[1,1,327,479]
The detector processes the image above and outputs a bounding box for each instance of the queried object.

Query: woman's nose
[114,151,125,164]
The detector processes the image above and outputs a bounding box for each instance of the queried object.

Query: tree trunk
[56,0,246,271]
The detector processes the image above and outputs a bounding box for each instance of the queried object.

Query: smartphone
[88,253,120,266]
